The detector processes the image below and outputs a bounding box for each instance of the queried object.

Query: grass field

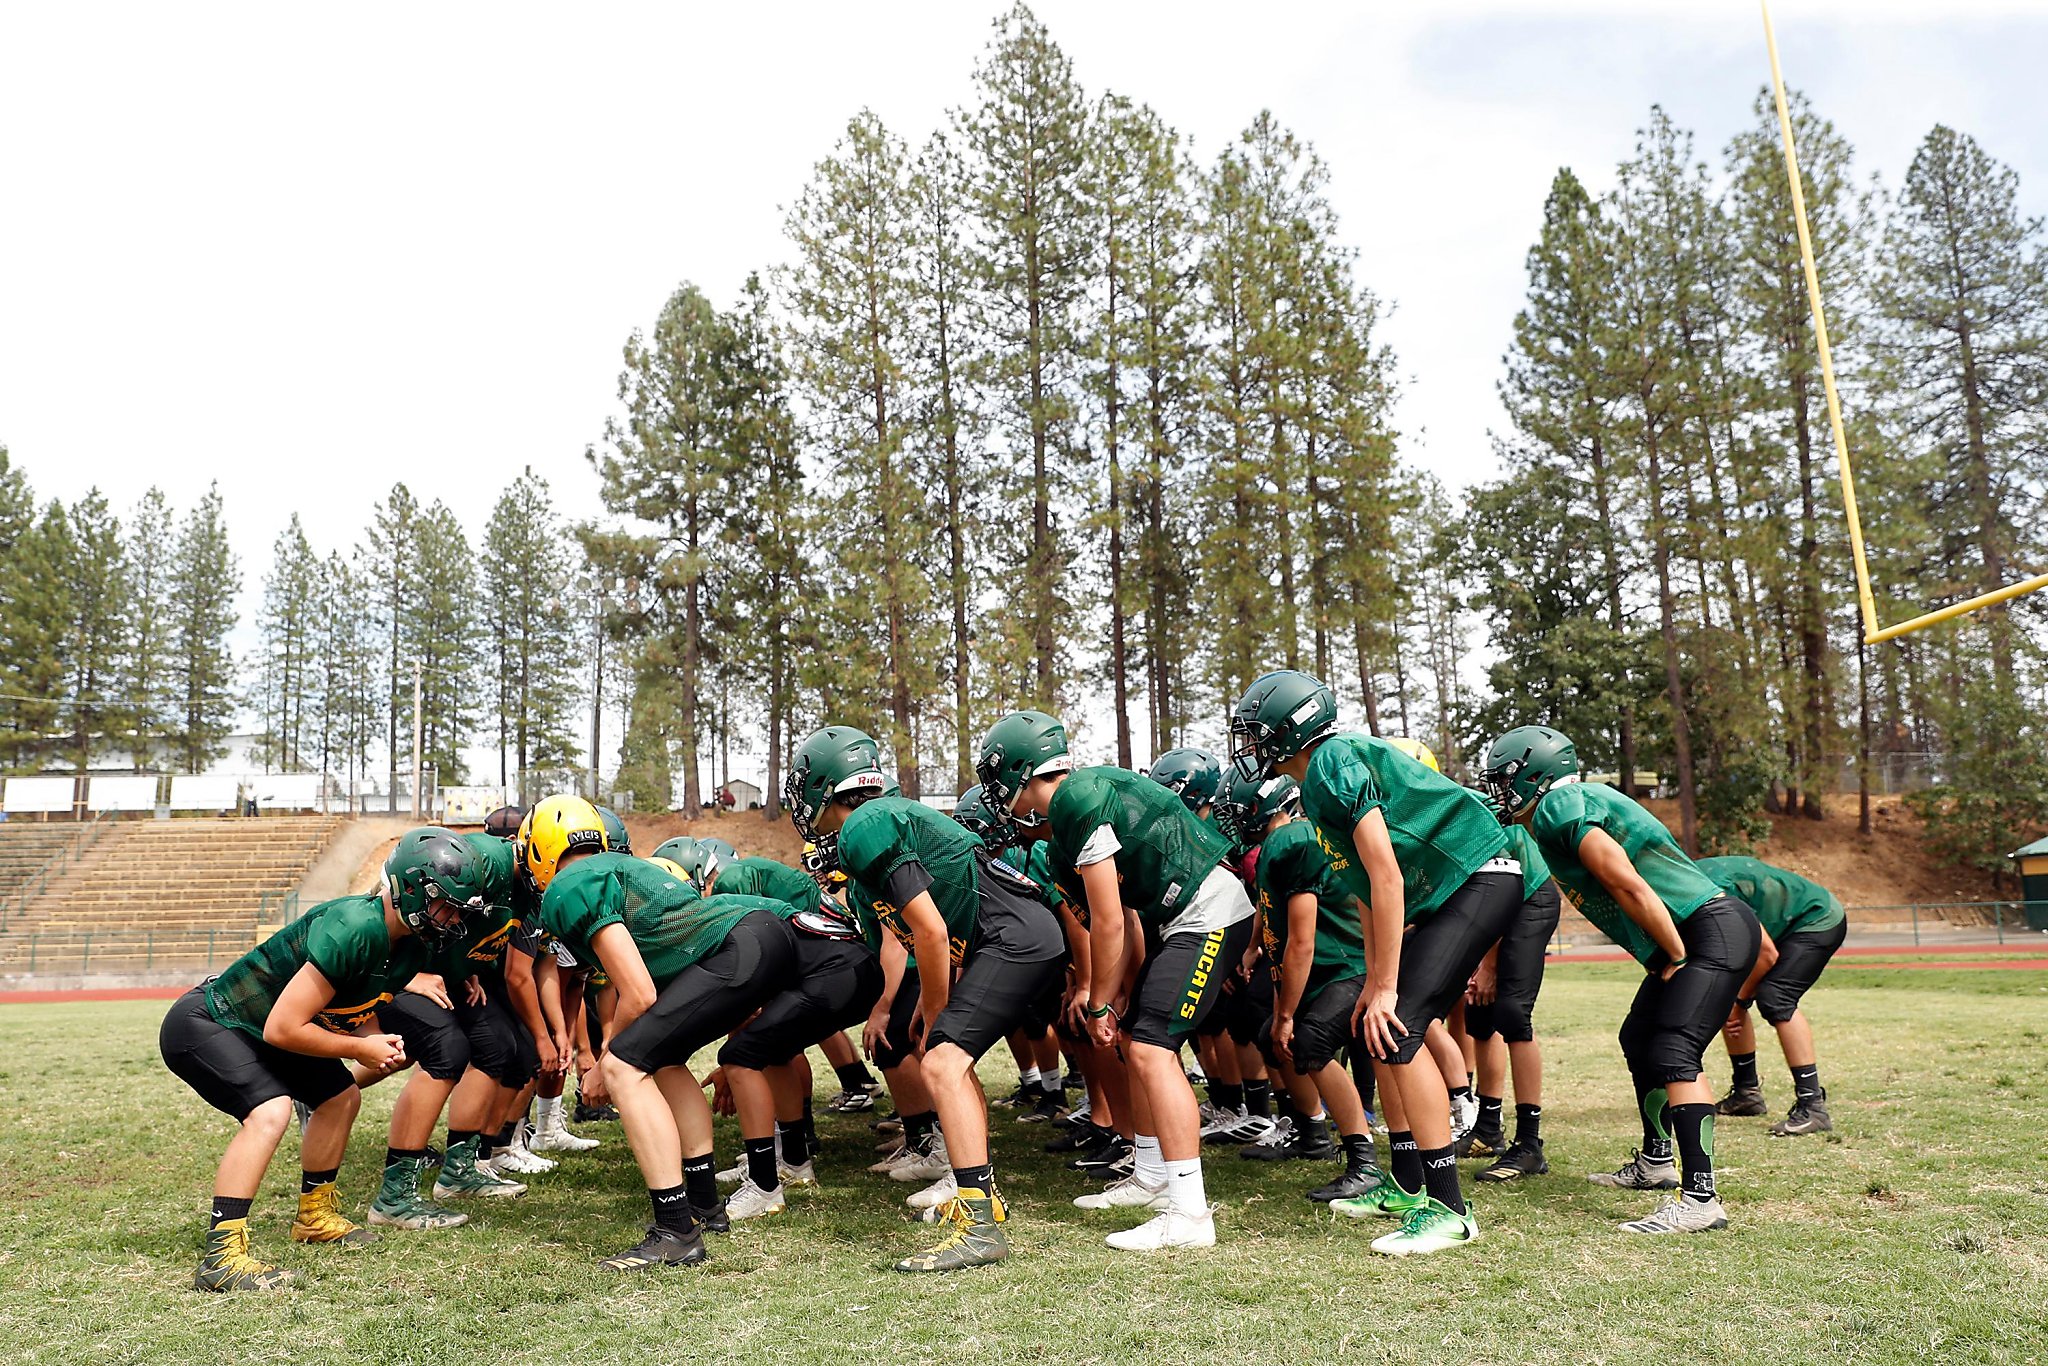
[2,966,2045,1365]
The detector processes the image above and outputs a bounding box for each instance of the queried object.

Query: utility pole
[411,661,423,820]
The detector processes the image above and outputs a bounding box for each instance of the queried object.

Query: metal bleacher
[0,815,344,976]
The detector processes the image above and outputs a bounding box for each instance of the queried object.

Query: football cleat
[1587,1150,1679,1190]
[825,1086,878,1114]
[600,1224,708,1270]
[291,1183,377,1245]
[1370,1199,1478,1256]
[1770,1092,1831,1137]
[906,1172,958,1212]
[1619,1194,1729,1234]
[1331,1181,1427,1220]
[529,1108,600,1153]
[1476,1139,1550,1183]
[1104,1208,1215,1251]
[894,1190,1009,1272]
[194,1220,295,1292]
[1716,1085,1768,1116]
[724,1177,787,1220]
[1306,1166,1386,1203]
[433,1137,527,1199]
[1074,1176,1170,1211]
[1200,1106,1251,1144]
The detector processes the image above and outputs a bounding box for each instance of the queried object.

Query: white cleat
[492,1127,556,1175]
[1451,1092,1479,1145]
[1619,1195,1729,1234]
[1105,1208,1216,1251]
[529,1112,600,1153]
[1199,1106,1251,1142]
[905,1173,958,1212]
[781,1159,818,1189]
[1074,1176,1170,1211]
[889,1136,949,1183]
[868,1145,917,1176]
[725,1177,788,1220]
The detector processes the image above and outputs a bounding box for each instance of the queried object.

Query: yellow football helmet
[517,794,608,892]
[1383,736,1441,773]
[646,855,691,883]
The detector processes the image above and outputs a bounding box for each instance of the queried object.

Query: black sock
[1790,1064,1822,1100]
[448,1128,480,1151]
[300,1167,338,1193]
[494,1122,517,1149]
[1243,1078,1272,1118]
[682,1152,717,1209]
[1477,1094,1504,1133]
[1275,1090,1300,1125]
[952,1161,995,1197]
[1731,1051,1760,1091]
[1669,1102,1717,1201]
[1451,1083,1474,1105]
[1389,1130,1422,1194]
[903,1110,937,1145]
[1299,1112,1330,1145]
[834,1061,876,1092]
[1515,1103,1543,1147]
[1636,1082,1673,1162]
[1210,1080,1244,1112]
[800,1098,819,1157]
[209,1195,253,1229]
[649,1183,695,1234]
[1340,1132,1375,1175]
[745,1135,780,1190]
[1420,1143,1465,1215]
[385,1147,424,1168]
[478,1134,496,1160]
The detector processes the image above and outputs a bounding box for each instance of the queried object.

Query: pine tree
[364,484,419,809]
[168,484,239,774]
[54,492,128,794]
[406,501,478,786]
[0,449,48,772]
[121,488,177,768]
[960,2,1091,702]
[482,471,583,793]
[318,550,379,809]
[257,514,322,771]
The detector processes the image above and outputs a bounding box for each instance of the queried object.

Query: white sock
[1164,1157,1208,1216]
[1133,1134,1166,1188]
[1018,1066,1041,1087]
[536,1095,562,1124]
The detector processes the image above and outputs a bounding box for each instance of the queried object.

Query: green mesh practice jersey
[1697,856,1844,938]
[1255,818,1367,1000]
[1299,734,1508,923]
[838,797,986,968]
[1023,840,1072,918]
[206,894,430,1039]
[713,856,823,917]
[539,852,759,989]
[1531,782,1720,965]
[1046,766,1232,928]
[1501,823,1552,903]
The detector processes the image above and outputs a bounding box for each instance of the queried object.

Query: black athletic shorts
[1466,881,1561,1044]
[1198,950,1274,1047]
[1618,896,1763,1085]
[608,911,795,1074]
[924,947,1067,1062]
[378,989,471,1082]
[719,934,883,1069]
[1749,918,1845,1024]
[873,965,923,1071]
[1261,973,1364,1073]
[159,986,355,1121]
[454,983,537,1087]
[1125,914,1258,1051]
[1381,871,1522,1065]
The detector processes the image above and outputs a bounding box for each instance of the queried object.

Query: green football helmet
[1214,769,1302,849]
[651,836,700,869]
[673,836,736,886]
[1147,747,1224,813]
[595,806,632,855]
[1479,725,1579,819]
[1229,670,1339,781]
[463,830,518,909]
[976,710,1072,824]
[952,783,1011,844]
[385,826,490,944]
[784,726,891,843]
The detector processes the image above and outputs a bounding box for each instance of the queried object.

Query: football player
[1698,856,1846,1136]
[983,711,1258,1252]
[1463,795,1560,1182]
[157,828,488,1290]
[1480,726,1761,1234]
[1231,672,1521,1256]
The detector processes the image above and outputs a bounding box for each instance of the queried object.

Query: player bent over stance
[1481,726,1762,1233]
[984,710,1258,1252]
[1698,856,1845,1136]
[158,828,488,1290]
[1232,671,1520,1255]
[789,725,1067,1272]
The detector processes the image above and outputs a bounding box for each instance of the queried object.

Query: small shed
[2013,836,2048,932]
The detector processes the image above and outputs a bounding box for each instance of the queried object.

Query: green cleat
[194,1219,296,1292]
[368,1156,469,1230]
[1369,1198,1479,1256]
[433,1137,527,1199]
[1331,1180,1428,1220]
[893,1189,1011,1273]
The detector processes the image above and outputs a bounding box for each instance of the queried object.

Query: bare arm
[265,963,404,1070]
[901,892,954,1028]
[1738,924,1779,998]
[590,923,657,1035]
[1081,858,1125,1010]
[501,949,556,1073]
[1577,827,1685,969]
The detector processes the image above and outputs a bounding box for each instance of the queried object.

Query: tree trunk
[1589,431,1636,787]
[1645,425,1700,855]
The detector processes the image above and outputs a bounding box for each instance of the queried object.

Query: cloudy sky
[2,1,2043,783]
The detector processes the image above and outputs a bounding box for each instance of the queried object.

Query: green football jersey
[1255,818,1366,1000]
[837,797,986,969]
[539,852,759,990]
[1530,782,1721,966]
[1501,823,1553,903]
[1046,766,1231,928]
[1023,840,1074,919]
[713,856,823,917]
[206,894,430,1040]
[1697,856,1844,938]
[1299,734,1508,923]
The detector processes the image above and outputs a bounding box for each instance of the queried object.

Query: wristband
[1086,1002,1114,1019]
[1668,956,1688,969]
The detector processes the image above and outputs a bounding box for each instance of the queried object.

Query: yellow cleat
[893,1188,1010,1273]
[292,1183,378,1246]
[194,1219,296,1292]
